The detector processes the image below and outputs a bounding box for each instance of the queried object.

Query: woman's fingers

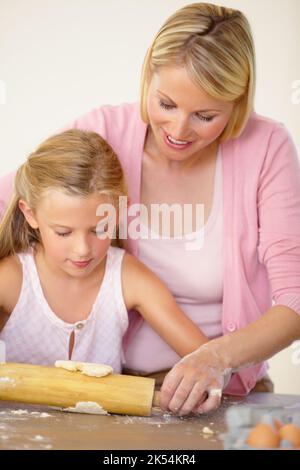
[195,391,222,414]
[160,364,208,415]
[159,366,184,411]
[176,381,207,416]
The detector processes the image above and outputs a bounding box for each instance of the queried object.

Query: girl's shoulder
[0,255,23,312]
[121,252,164,310]
[121,252,149,278]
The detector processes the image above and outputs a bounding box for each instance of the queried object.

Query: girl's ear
[18,199,39,229]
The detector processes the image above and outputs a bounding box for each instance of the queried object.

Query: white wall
[0,0,299,393]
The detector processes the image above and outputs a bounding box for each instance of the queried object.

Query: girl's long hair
[0,129,127,260]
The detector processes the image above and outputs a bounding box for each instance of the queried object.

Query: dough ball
[54,360,113,377]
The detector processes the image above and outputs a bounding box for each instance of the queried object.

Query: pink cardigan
[1,102,300,395]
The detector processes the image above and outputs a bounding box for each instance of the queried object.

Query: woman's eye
[56,232,70,237]
[196,114,214,122]
[159,100,174,110]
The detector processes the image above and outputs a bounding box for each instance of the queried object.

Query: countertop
[0,393,299,450]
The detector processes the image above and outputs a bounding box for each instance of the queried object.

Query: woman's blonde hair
[140,2,255,140]
[0,129,127,259]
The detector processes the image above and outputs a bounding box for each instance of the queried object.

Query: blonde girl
[0,129,207,374]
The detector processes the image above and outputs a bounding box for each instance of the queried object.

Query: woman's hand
[160,342,231,416]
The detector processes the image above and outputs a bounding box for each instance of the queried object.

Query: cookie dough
[54,360,113,377]
[62,401,108,415]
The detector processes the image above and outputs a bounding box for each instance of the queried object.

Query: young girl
[0,129,208,372]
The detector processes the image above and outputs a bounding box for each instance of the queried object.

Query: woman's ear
[18,199,39,229]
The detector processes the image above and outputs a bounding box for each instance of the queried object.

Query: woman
[0,3,300,415]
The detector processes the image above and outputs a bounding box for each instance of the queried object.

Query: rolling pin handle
[152,390,160,407]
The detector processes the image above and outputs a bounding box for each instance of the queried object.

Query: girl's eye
[159,100,174,110]
[56,232,70,237]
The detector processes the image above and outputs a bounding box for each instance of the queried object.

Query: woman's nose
[169,114,190,139]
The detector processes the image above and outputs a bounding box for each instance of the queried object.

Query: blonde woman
[0,3,299,416]
[0,129,209,374]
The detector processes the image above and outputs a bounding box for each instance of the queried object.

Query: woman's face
[146,66,234,163]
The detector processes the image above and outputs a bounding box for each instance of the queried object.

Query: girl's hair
[0,129,127,259]
[140,2,255,141]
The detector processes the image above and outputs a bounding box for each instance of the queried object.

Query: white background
[0,0,300,393]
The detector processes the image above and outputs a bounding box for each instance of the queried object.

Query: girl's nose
[72,235,91,257]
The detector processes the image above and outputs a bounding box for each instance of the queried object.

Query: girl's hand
[160,342,231,416]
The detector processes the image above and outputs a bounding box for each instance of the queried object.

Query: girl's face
[146,66,234,163]
[20,190,116,279]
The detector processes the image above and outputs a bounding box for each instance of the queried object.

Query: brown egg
[246,423,280,449]
[279,424,300,447]
[273,418,283,430]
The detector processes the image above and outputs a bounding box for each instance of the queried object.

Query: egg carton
[223,403,300,450]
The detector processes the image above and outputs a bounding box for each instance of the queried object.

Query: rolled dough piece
[54,360,113,377]
[62,401,108,415]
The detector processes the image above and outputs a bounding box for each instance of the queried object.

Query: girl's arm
[122,253,209,356]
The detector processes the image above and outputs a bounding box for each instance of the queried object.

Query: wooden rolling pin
[0,363,160,417]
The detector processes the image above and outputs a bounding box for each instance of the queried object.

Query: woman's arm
[160,304,300,416]
[160,124,300,415]
[122,253,209,356]
[213,305,300,369]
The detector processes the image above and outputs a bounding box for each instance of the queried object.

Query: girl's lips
[71,260,92,268]
[163,131,193,150]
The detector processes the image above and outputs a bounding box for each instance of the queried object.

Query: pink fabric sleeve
[0,171,16,219]
[257,124,300,316]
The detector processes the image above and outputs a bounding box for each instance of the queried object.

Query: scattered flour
[10,409,29,415]
[202,426,214,434]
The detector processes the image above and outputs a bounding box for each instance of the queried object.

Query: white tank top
[0,246,128,373]
[125,146,223,373]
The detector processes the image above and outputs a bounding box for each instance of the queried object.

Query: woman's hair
[0,129,127,259]
[140,2,255,141]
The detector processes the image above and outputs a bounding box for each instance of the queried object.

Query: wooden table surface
[0,393,299,450]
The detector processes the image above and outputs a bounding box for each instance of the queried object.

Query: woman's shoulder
[67,102,143,134]
[0,255,22,312]
[64,102,147,161]
[242,111,293,142]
